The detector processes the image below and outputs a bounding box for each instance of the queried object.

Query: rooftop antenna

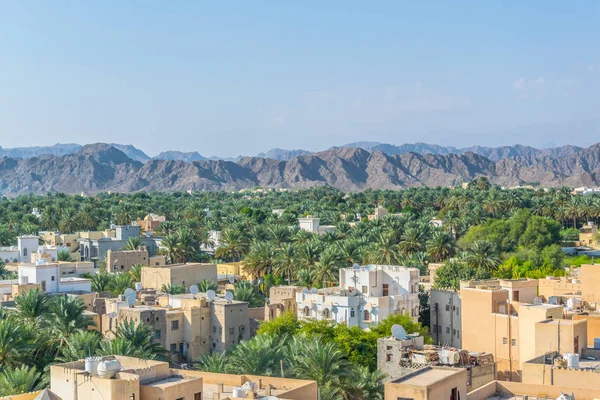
[206,290,216,302]
[225,291,234,303]
[189,285,199,299]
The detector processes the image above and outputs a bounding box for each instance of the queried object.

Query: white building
[296,264,420,329]
[298,217,335,234]
[0,235,41,264]
[17,261,91,293]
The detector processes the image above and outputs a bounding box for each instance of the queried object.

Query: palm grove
[0,181,595,398]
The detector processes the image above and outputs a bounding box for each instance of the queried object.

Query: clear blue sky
[1,1,598,157]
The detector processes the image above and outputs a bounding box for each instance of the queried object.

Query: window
[171,320,179,331]
[170,343,176,352]
[179,343,184,354]
[51,276,55,281]
[155,330,161,339]
[513,290,519,302]
[229,328,234,335]
[437,325,442,333]
[382,284,389,296]
[386,353,392,362]
[432,324,438,333]
[213,326,217,333]
[363,310,370,321]
[446,327,450,334]
[350,309,355,318]
[386,346,392,351]
[23,248,28,257]
[456,330,460,338]
[503,337,508,345]
[239,326,246,335]
[456,307,460,315]
[511,339,516,346]
[445,304,450,311]
[362,285,368,294]
[194,393,202,400]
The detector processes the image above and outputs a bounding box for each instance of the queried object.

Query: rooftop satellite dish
[126,295,136,307]
[391,324,407,340]
[310,288,319,294]
[229,276,236,284]
[225,291,234,302]
[301,288,309,294]
[207,290,216,301]
[190,285,199,296]
[533,297,543,305]
[352,263,361,270]
[124,288,135,297]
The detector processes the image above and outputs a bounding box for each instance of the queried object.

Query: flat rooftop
[142,375,199,388]
[202,382,286,400]
[392,367,461,387]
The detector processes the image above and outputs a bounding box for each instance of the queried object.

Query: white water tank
[232,388,246,398]
[97,359,121,379]
[135,282,143,291]
[563,353,580,369]
[18,275,28,285]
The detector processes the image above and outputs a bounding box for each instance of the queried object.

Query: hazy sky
[1,1,599,157]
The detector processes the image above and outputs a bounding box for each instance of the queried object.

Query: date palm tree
[14,289,49,326]
[0,365,46,397]
[274,243,296,284]
[195,352,229,373]
[196,279,217,293]
[464,240,502,273]
[124,237,141,251]
[129,264,144,282]
[108,273,135,297]
[426,230,455,262]
[227,336,284,376]
[44,295,96,347]
[57,249,74,262]
[57,330,102,363]
[215,228,249,262]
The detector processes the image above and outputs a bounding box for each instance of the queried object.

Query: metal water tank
[135,282,143,291]
[18,275,28,285]
[563,353,580,369]
[232,388,246,398]
[84,357,101,376]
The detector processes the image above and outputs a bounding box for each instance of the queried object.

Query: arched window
[23,248,28,257]
[322,308,330,319]
[303,306,310,317]
[363,310,370,321]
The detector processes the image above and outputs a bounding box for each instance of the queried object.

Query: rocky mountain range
[0,142,599,195]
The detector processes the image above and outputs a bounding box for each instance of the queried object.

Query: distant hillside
[153,151,207,162]
[1,142,600,195]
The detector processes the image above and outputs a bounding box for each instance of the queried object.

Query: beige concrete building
[265,286,300,321]
[46,355,317,400]
[106,248,166,273]
[573,312,600,346]
[135,214,166,234]
[39,230,115,260]
[141,263,218,291]
[384,367,468,400]
[538,276,582,298]
[461,281,589,382]
[581,263,600,305]
[579,222,598,247]
[522,349,600,390]
[460,278,539,304]
[102,293,249,362]
[466,380,600,400]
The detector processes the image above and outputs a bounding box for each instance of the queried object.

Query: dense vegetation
[0,181,597,397]
[195,312,429,400]
[0,289,164,396]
